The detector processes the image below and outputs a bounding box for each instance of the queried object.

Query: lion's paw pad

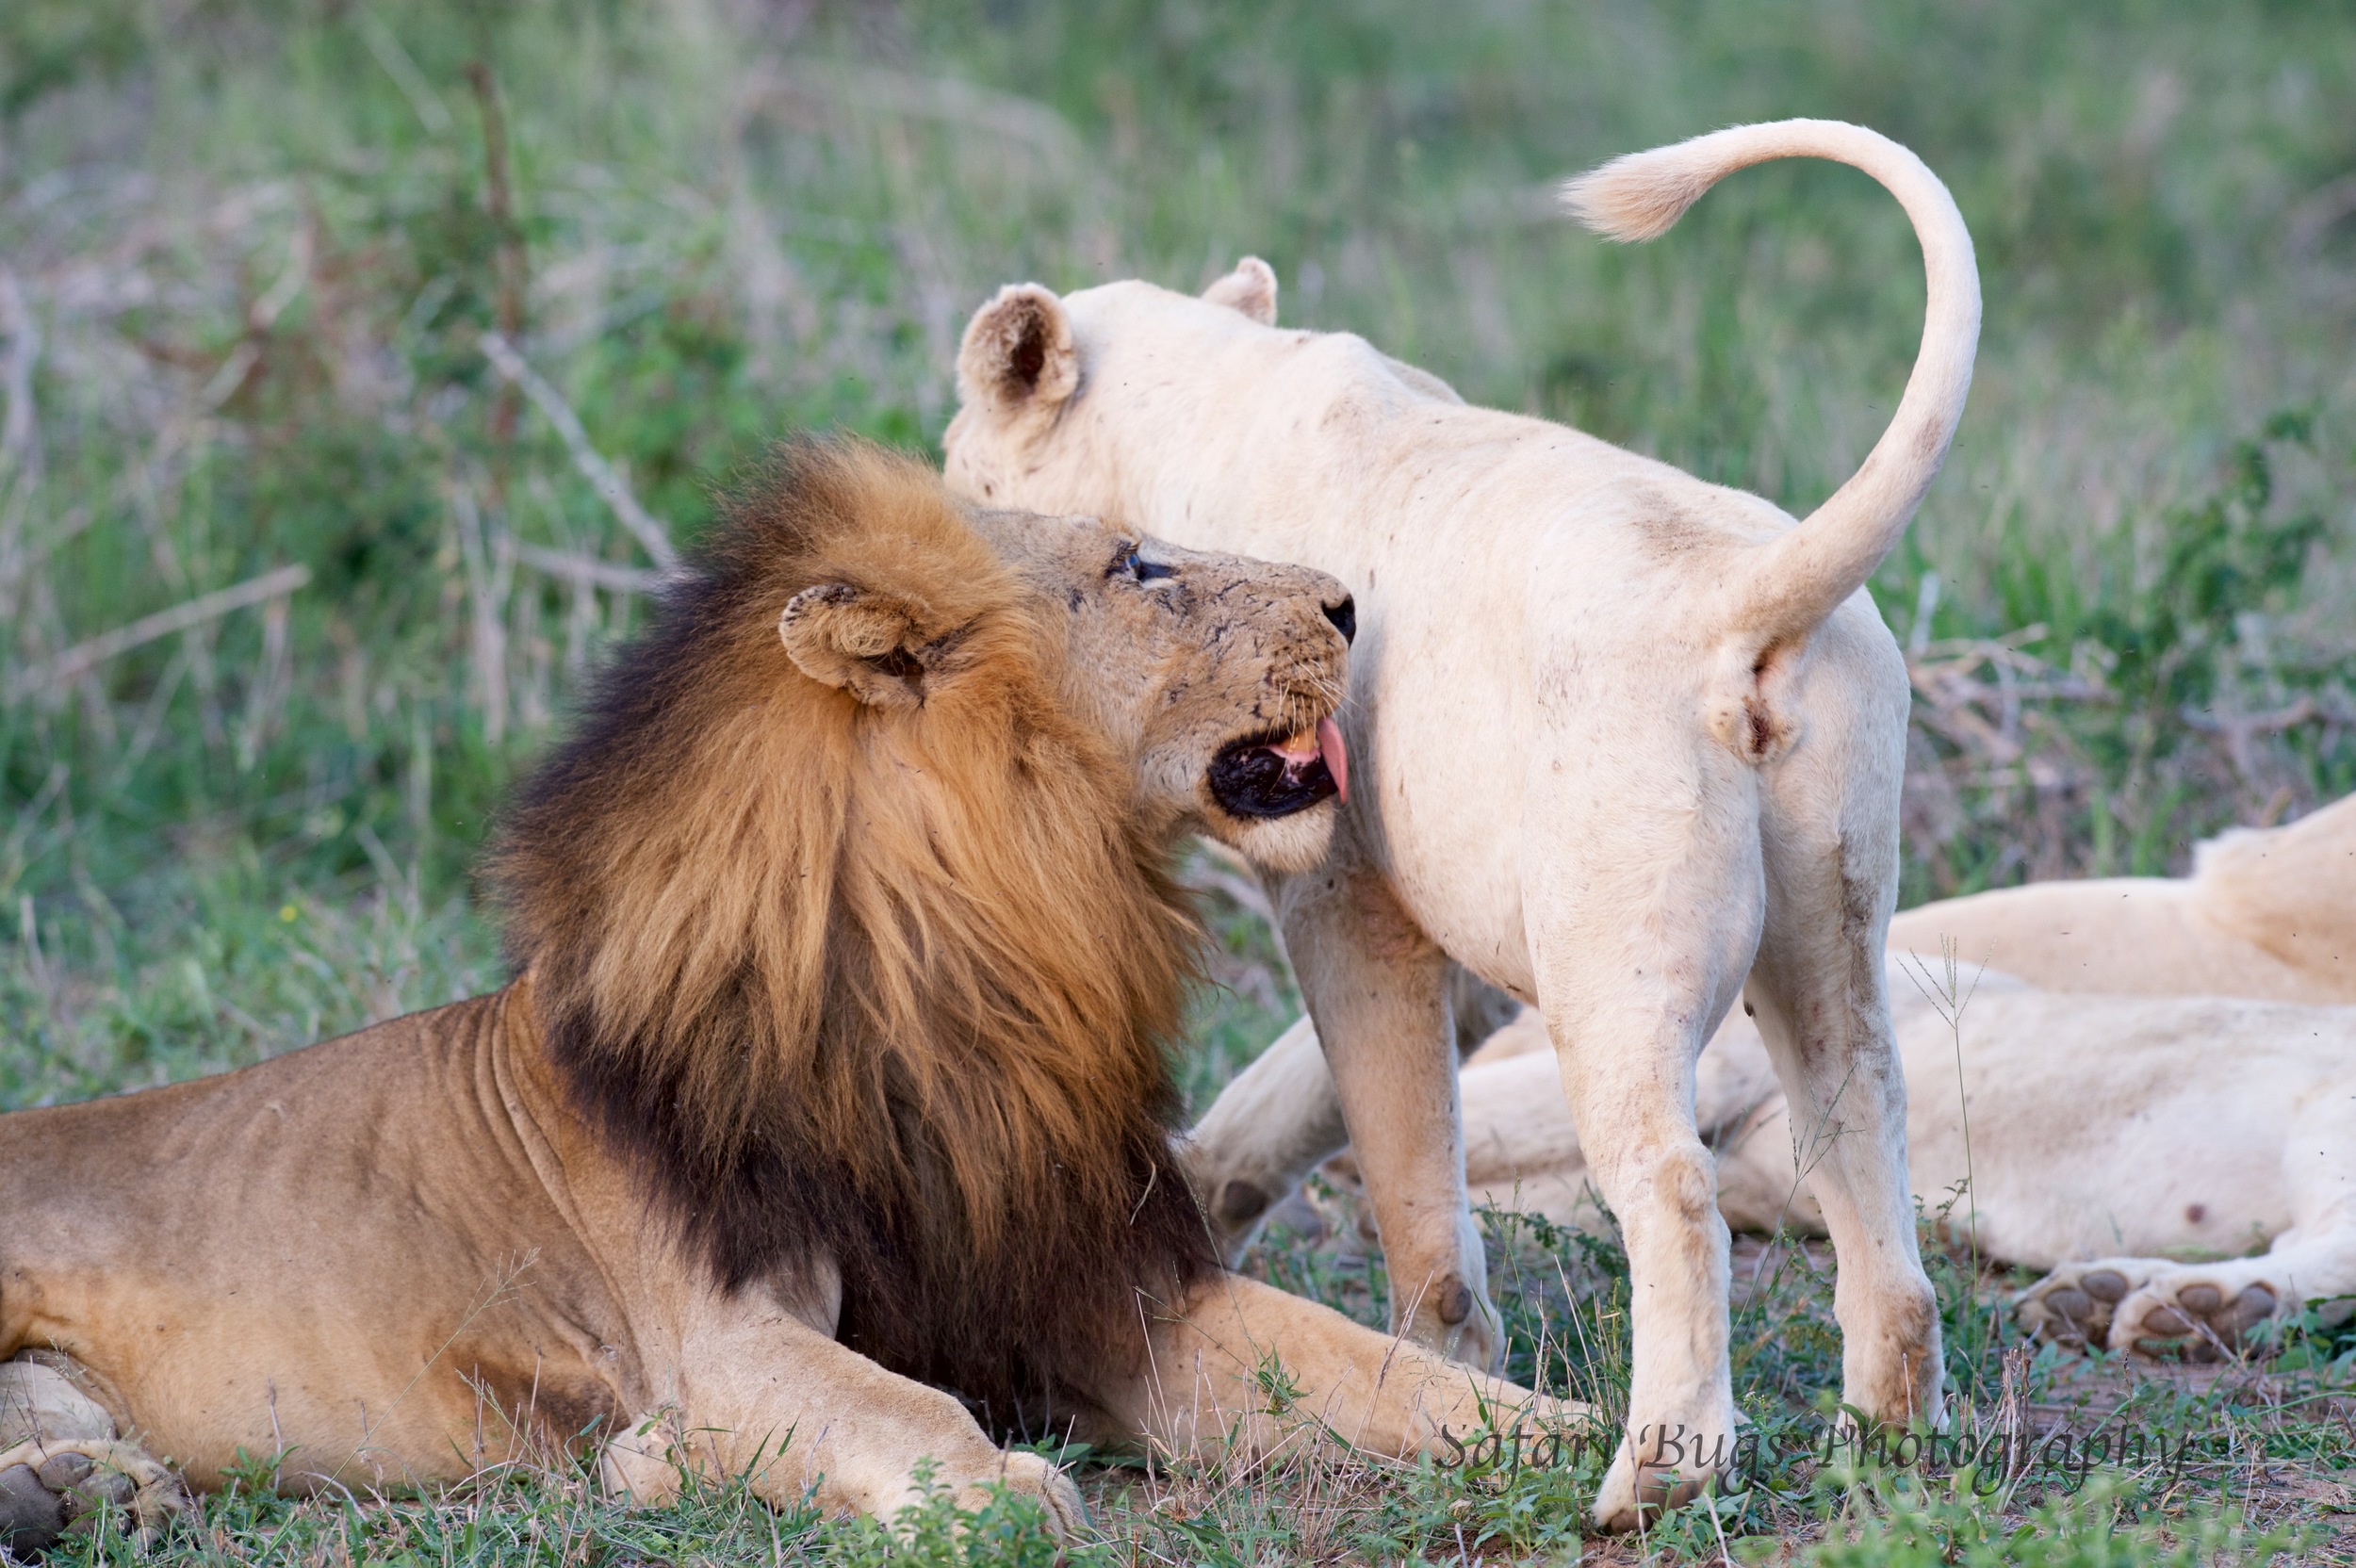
[0,1462,67,1554]
[2017,1265,2145,1347]
[2079,1270,2131,1303]
[2020,1258,2285,1359]
[0,1439,189,1552]
[2127,1281,2277,1357]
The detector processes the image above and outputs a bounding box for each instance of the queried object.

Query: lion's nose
[1322,595,1356,645]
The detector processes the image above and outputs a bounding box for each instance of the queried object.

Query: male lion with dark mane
[0,441,1564,1547]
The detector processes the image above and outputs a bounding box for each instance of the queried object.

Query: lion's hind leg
[0,1359,189,1553]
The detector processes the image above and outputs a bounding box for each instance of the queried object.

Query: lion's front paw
[0,1438,190,1553]
[948,1451,1086,1540]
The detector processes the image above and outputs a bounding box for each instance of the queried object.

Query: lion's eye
[1125,547,1177,583]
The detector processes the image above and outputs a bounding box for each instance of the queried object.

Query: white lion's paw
[2015,1260,2153,1348]
[1589,1430,1721,1533]
[2017,1259,2281,1360]
[2110,1270,2281,1360]
[0,1438,190,1553]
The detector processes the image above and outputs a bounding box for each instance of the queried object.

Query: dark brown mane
[491,439,1216,1426]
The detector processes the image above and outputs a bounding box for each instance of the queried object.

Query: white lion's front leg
[1272,858,1499,1371]
[1546,1004,1742,1529]
[1182,1015,1354,1264]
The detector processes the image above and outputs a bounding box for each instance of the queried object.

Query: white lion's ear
[779,583,934,709]
[1202,257,1278,325]
[955,284,1078,420]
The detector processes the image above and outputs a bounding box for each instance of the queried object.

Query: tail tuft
[1559,150,1718,242]
[1562,120,1980,648]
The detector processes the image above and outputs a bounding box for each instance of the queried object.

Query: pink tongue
[1317,716,1350,804]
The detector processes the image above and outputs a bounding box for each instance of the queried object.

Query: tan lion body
[0,985,1542,1513]
[0,446,1563,1537]
[2,989,668,1494]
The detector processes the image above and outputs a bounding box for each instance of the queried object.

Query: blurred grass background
[3,1,2354,1557]
[7,0,2355,1102]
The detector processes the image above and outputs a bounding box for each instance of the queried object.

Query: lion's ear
[1202,257,1277,325]
[956,284,1078,420]
[779,583,936,709]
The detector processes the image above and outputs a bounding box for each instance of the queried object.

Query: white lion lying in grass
[1192,795,2356,1360]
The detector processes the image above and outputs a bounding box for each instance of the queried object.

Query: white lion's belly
[1897,990,2339,1268]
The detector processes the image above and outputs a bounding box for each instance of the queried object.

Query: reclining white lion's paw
[2017,1259,2281,1360]
[2109,1268,2281,1360]
[2015,1260,2151,1348]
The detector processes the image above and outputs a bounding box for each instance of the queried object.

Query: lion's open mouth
[1206,716,1350,819]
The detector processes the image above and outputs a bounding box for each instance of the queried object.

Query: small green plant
[1900,937,1996,1393]
[1481,1200,1633,1413]
[1793,1466,2301,1568]
[2086,410,2328,731]
[1895,410,2352,898]
[818,1458,1089,1568]
[2251,1292,2356,1376]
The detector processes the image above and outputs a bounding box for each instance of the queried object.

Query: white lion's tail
[1562,120,1980,650]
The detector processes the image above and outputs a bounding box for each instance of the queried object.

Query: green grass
[4,0,2356,1560]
